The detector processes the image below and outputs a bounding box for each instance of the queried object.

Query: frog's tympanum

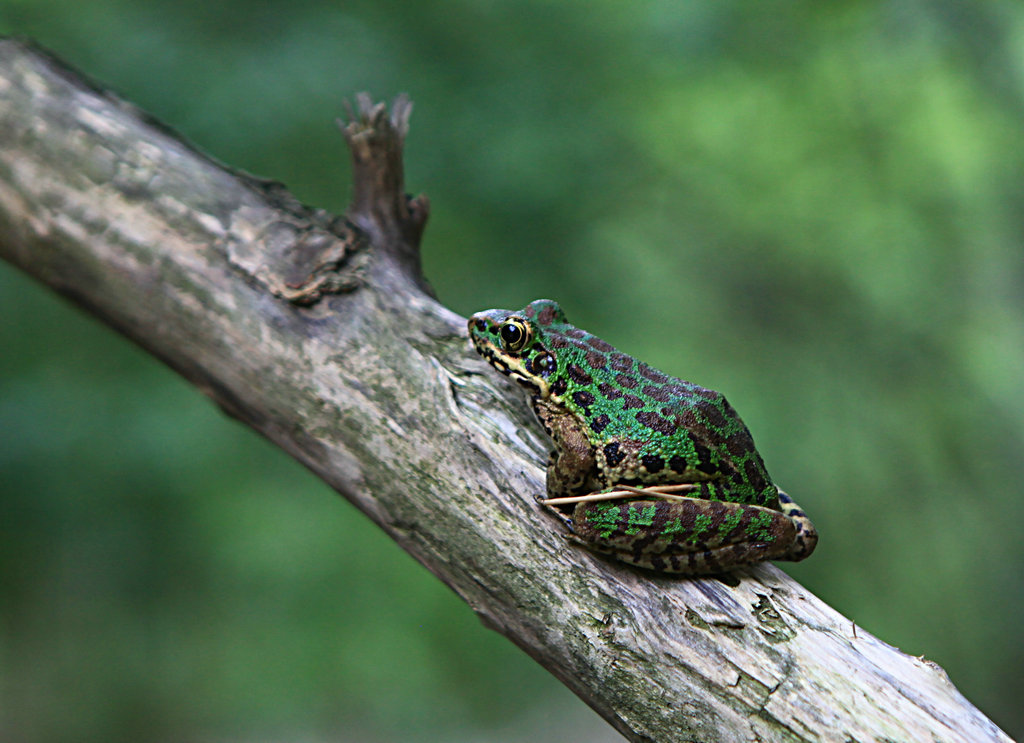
[469,299,817,575]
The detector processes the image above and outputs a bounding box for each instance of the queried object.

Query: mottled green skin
[469,299,817,574]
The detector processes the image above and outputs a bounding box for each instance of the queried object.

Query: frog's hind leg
[571,497,801,575]
[776,490,818,562]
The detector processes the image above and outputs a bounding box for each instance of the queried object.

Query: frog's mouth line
[471,336,549,397]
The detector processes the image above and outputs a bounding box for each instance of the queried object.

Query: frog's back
[539,318,775,502]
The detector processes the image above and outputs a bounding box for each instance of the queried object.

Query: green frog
[468,299,817,575]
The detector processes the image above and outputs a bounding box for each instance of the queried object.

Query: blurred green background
[2,1,1023,741]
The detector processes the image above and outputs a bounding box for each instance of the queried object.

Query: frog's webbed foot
[776,489,818,562]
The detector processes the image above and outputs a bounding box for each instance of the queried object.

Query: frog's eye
[499,319,530,354]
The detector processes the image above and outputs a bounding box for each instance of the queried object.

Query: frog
[468,299,817,575]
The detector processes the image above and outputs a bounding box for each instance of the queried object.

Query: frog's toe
[536,496,576,529]
[776,489,818,562]
[784,521,817,561]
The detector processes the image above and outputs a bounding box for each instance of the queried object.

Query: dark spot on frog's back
[550,376,568,396]
[642,385,672,403]
[610,354,633,373]
[586,336,615,352]
[603,442,626,467]
[598,382,622,400]
[695,386,721,401]
[621,394,645,409]
[567,363,593,385]
[572,390,596,412]
[638,364,670,384]
[602,374,626,392]
[666,383,696,399]
[586,351,607,370]
[590,413,611,434]
[535,304,557,324]
[702,400,729,430]
[635,410,677,436]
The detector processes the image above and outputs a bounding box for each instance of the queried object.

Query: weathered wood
[0,39,1011,743]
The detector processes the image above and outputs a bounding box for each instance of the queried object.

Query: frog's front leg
[533,398,599,498]
[570,497,802,575]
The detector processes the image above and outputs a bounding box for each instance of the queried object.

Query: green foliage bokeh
[2,2,1023,741]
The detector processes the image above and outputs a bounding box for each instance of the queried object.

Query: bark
[0,38,1011,743]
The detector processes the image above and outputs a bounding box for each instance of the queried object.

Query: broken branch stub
[340,92,431,290]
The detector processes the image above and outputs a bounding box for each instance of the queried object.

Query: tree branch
[0,38,1010,743]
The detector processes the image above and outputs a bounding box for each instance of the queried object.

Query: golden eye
[499,320,530,353]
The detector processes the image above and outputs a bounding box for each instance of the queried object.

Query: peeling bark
[0,39,1011,743]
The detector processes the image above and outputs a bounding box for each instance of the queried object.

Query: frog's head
[468,299,567,398]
